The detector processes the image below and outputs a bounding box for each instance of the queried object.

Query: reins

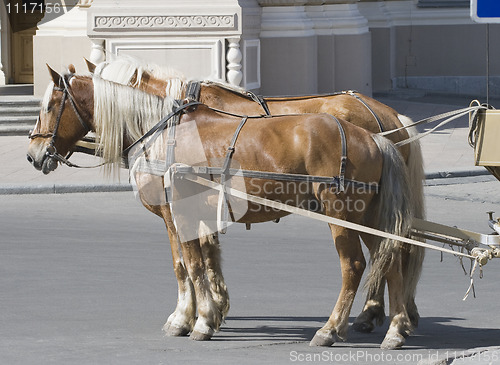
[379,102,491,146]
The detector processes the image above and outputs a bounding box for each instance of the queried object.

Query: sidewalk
[0,94,495,194]
[0,135,130,194]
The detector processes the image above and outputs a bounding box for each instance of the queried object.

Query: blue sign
[471,0,500,23]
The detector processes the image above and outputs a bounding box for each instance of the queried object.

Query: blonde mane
[94,57,186,100]
[41,82,55,113]
[92,56,251,176]
[93,74,178,176]
[94,56,248,100]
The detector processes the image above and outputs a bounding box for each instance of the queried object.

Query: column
[226,38,243,86]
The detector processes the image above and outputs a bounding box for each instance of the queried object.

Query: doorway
[8,0,44,83]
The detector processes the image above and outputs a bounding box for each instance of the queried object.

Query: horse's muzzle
[26,151,58,174]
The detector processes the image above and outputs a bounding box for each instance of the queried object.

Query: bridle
[28,74,98,168]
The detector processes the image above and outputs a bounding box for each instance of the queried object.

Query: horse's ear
[84,58,96,74]
[47,64,62,86]
[67,64,76,74]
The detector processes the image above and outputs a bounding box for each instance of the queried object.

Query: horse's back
[192,108,383,187]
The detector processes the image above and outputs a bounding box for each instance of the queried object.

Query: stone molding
[93,14,237,31]
[258,0,356,5]
[358,0,473,27]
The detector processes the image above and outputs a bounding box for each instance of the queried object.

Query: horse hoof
[190,330,213,341]
[164,325,191,337]
[380,333,405,350]
[310,332,335,347]
[352,321,375,333]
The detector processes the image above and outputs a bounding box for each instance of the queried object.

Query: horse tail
[365,134,414,296]
[398,114,426,220]
[398,114,426,318]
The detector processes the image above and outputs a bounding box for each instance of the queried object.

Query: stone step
[0,115,38,124]
[0,105,41,116]
[0,88,41,135]
[0,97,40,105]
[0,124,34,136]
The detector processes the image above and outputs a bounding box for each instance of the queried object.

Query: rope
[176,170,489,301]
[178,169,477,260]
[379,105,488,147]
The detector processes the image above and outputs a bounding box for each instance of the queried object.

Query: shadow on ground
[212,316,500,350]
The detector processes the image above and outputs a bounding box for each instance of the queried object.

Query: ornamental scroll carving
[94,15,236,31]
[78,0,93,7]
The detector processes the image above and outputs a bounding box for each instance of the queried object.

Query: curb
[425,168,493,180]
[0,183,133,195]
[0,169,493,195]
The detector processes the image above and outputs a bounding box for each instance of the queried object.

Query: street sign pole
[470,0,500,104]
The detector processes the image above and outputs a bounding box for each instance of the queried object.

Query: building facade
[0,0,497,98]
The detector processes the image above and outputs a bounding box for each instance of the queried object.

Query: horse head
[27,65,94,174]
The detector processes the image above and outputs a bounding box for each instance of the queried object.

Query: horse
[27,67,416,349]
[88,57,426,334]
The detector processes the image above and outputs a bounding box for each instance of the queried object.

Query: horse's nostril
[27,154,33,164]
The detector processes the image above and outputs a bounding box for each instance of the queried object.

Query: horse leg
[133,174,197,336]
[180,236,223,341]
[198,222,230,320]
[352,232,386,333]
[310,223,366,347]
[380,251,413,350]
[158,205,197,337]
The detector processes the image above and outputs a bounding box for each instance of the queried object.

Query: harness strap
[218,115,249,233]
[346,91,385,133]
[165,108,180,168]
[48,88,68,152]
[62,74,92,134]
[123,101,201,161]
[185,81,201,102]
[171,165,378,193]
[247,91,271,116]
[330,116,347,193]
[49,150,106,169]
[222,116,249,173]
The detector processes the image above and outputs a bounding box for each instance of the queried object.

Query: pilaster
[259,5,317,95]
[87,0,261,89]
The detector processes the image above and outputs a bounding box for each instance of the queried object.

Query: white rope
[166,167,489,300]
[180,170,477,261]
[395,109,473,147]
[378,105,487,146]
[463,259,480,301]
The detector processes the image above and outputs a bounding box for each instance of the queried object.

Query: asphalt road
[1,175,499,364]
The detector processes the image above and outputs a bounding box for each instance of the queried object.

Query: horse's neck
[137,74,185,100]
[199,84,249,109]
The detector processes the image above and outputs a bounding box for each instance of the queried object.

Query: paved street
[1,175,499,364]
[1,93,500,363]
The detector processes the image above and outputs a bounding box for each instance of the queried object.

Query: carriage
[26,58,500,350]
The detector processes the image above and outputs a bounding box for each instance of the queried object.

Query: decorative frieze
[93,14,237,31]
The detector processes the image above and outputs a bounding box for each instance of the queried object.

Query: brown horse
[27,68,416,349]
[91,57,426,333]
